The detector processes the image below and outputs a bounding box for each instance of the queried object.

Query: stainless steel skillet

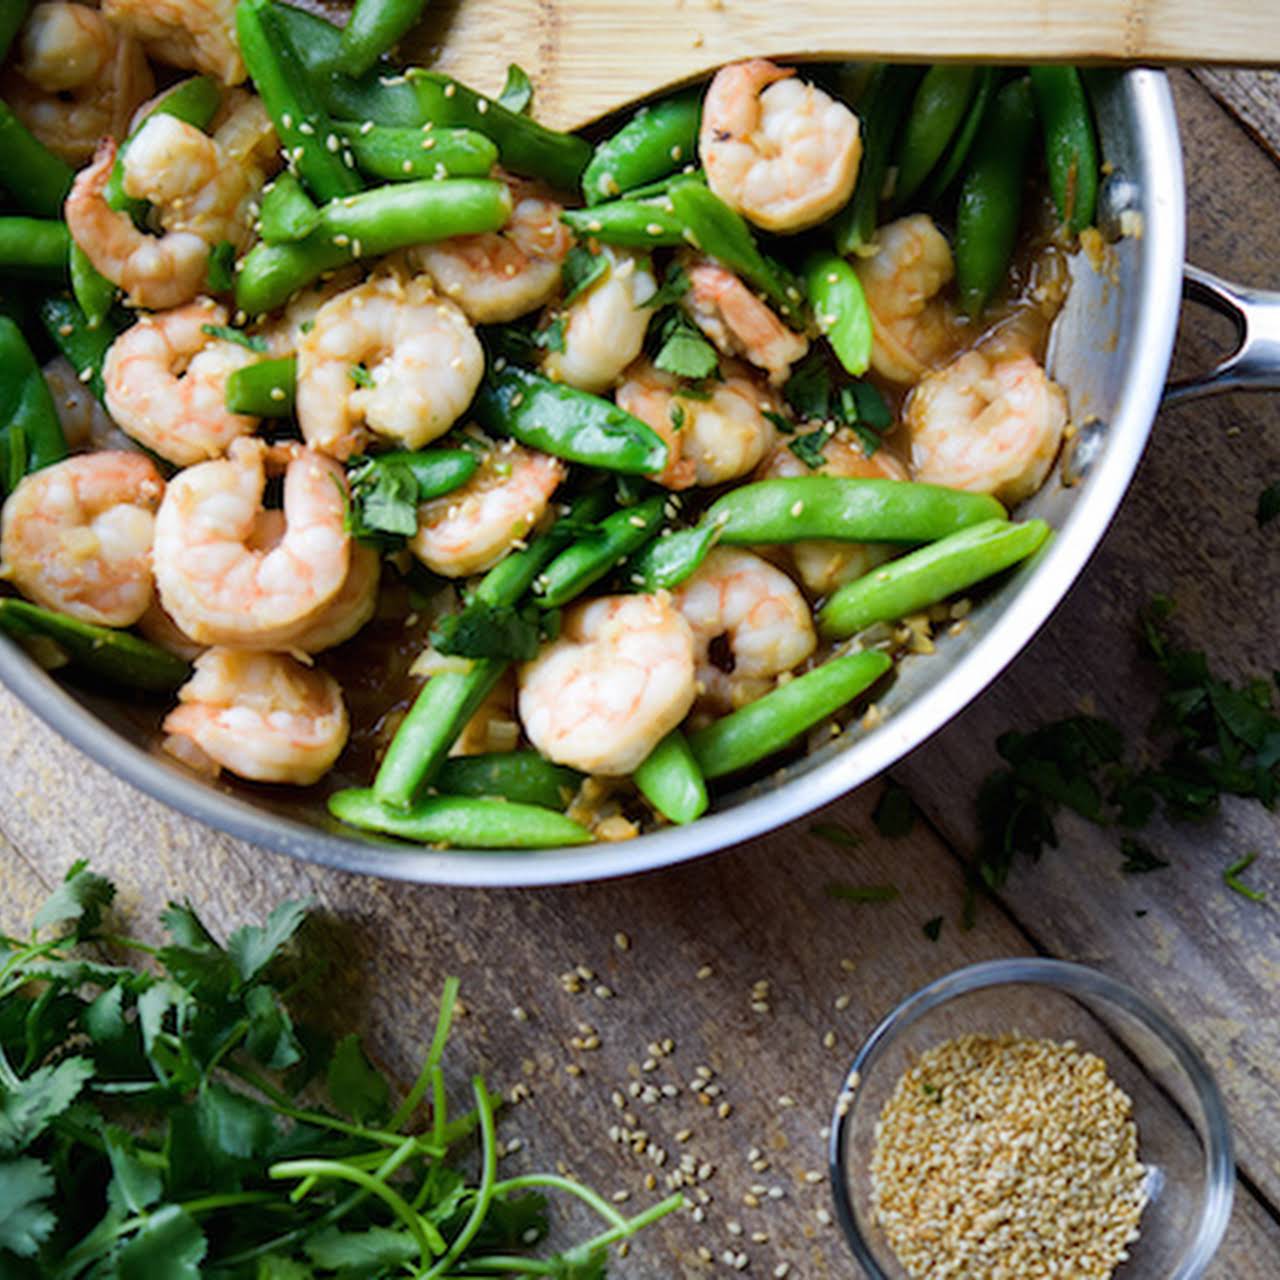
[2,69,1276,886]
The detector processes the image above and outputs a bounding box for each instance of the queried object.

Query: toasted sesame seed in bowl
[829,960,1234,1280]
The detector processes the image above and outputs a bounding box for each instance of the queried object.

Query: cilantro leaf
[783,351,832,420]
[244,985,303,1071]
[546,1244,609,1279]
[0,1158,55,1257]
[348,363,375,388]
[431,601,544,662]
[227,898,310,986]
[787,428,830,470]
[0,1057,94,1154]
[33,859,114,940]
[327,1034,389,1124]
[305,1225,418,1267]
[1119,838,1169,874]
[810,821,861,848]
[645,263,690,310]
[1258,482,1280,528]
[104,1125,164,1214]
[498,63,534,114]
[873,782,916,838]
[922,916,944,942]
[346,457,420,545]
[653,311,719,380]
[195,1082,278,1174]
[257,1259,313,1280]
[562,244,609,305]
[115,1204,207,1280]
[535,315,566,353]
[200,324,267,353]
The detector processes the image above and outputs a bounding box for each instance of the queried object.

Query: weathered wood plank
[1195,69,1280,162]
[897,70,1280,1209]
[3,685,1280,1273]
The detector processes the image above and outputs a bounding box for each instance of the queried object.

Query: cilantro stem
[270,1137,439,1264]
[227,1061,445,1155]
[575,1192,684,1248]
[432,1065,448,1147]
[488,1174,629,1231]
[218,1133,422,1267]
[420,1076,498,1279]
[391,974,460,1132]
[1224,851,1267,902]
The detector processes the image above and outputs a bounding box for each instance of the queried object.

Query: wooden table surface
[2,69,1279,1278]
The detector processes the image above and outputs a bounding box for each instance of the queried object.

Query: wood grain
[3,57,1280,1278]
[405,0,1280,129]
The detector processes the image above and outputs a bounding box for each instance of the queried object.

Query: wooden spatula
[399,0,1274,131]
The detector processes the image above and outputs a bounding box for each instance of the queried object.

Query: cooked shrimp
[153,438,351,649]
[757,429,909,594]
[410,440,564,578]
[42,357,138,455]
[855,214,959,385]
[2,3,153,165]
[412,174,569,324]
[103,300,260,467]
[103,0,244,85]
[683,258,808,384]
[542,248,657,394]
[518,593,697,775]
[123,95,276,253]
[699,59,861,233]
[282,540,380,654]
[66,139,211,312]
[0,451,163,627]
[672,547,816,713]
[906,348,1068,506]
[296,272,484,460]
[163,649,348,785]
[137,599,205,662]
[615,357,779,490]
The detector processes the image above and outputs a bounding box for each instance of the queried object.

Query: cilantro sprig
[0,864,679,1273]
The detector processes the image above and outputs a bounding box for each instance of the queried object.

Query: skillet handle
[1162,264,1280,406]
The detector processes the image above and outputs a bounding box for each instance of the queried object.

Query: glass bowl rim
[827,957,1235,1280]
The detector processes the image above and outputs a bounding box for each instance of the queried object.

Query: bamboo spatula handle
[410,0,1274,130]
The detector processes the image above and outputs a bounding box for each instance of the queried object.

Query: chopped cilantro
[561,244,609,305]
[431,600,548,661]
[1119,838,1168,874]
[669,402,685,432]
[873,782,917,837]
[201,323,268,353]
[826,882,900,904]
[1258,483,1280,528]
[348,363,375,388]
[345,456,419,546]
[787,428,830,470]
[810,821,861,848]
[535,315,567,353]
[204,240,236,292]
[497,62,534,114]
[762,408,795,435]
[783,351,833,421]
[1224,851,1266,903]
[646,263,690,310]
[652,310,719,380]
[922,915,944,942]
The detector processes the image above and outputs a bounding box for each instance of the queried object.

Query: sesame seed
[614,931,631,951]
[646,222,665,236]
[835,994,851,1011]
[790,500,804,517]
[359,119,375,134]
[443,82,457,97]
[696,964,714,980]
[476,97,489,113]
[269,387,286,402]
[325,133,340,152]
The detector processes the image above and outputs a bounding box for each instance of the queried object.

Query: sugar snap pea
[237,0,363,203]
[625,523,717,592]
[105,76,221,221]
[224,357,297,416]
[892,66,978,208]
[0,101,73,219]
[669,182,802,324]
[705,477,1006,546]
[259,173,321,244]
[955,77,1037,316]
[435,751,582,809]
[0,217,69,279]
[1029,66,1099,233]
[0,316,66,493]
[920,66,998,204]
[329,788,593,848]
[832,64,919,257]
[582,91,701,205]
[353,447,478,500]
[561,200,685,249]
[0,599,190,692]
[407,69,591,191]
[472,365,668,476]
[690,650,892,779]
[373,493,608,809]
[804,252,872,377]
[333,122,498,182]
[69,242,116,331]
[338,0,430,78]
[39,295,119,402]
[634,730,708,825]
[536,494,666,608]
[819,517,1051,638]
[236,177,511,314]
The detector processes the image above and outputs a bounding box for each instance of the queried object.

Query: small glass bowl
[829,959,1234,1280]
